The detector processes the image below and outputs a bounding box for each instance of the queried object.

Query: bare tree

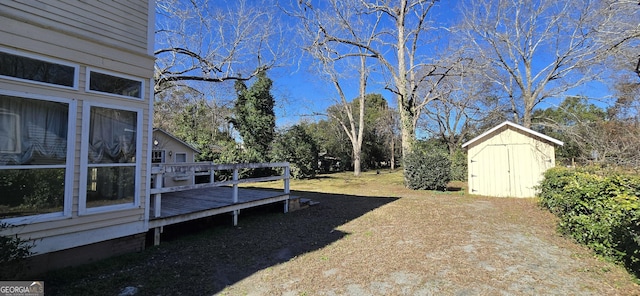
[154,0,287,95]
[295,0,455,178]
[420,66,498,155]
[460,0,618,128]
[324,59,368,176]
[599,1,640,117]
[598,1,640,81]
[596,1,639,170]
[375,105,401,170]
[562,117,640,171]
[297,0,380,176]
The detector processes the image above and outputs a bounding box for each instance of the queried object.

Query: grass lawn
[43,169,640,295]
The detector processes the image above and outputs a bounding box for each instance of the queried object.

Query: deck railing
[149,162,291,221]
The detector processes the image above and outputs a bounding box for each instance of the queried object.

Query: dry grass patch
[45,170,639,295]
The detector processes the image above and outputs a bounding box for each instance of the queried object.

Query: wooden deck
[148,186,289,229]
[147,162,292,245]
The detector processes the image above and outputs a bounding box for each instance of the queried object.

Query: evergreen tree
[270,125,319,179]
[173,99,235,162]
[231,71,276,162]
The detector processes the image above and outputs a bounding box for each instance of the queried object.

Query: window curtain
[0,95,68,165]
[88,107,136,164]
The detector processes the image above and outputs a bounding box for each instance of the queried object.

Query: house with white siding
[152,128,201,187]
[0,1,155,272]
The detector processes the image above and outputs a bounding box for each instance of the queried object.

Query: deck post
[154,171,163,218]
[232,167,239,225]
[153,226,163,246]
[153,168,164,246]
[232,168,238,203]
[284,165,290,213]
[232,210,239,226]
[284,165,290,194]
[210,162,215,184]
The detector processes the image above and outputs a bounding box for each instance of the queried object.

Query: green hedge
[404,149,451,191]
[538,166,640,276]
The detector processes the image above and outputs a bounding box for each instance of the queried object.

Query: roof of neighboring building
[152,128,201,153]
[461,121,564,148]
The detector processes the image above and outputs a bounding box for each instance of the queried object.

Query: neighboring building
[462,121,563,198]
[152,128,200,187]
[318,152,340,173]
[0,1,155,272]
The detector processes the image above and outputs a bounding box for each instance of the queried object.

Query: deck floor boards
[150,186,288,226]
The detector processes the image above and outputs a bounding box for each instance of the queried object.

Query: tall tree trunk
[353,54,367,176]
[353,144,362,176]
[522,97,534,128]
[395,0,415,174]
[399,104,415,164]
[390,135,395,170]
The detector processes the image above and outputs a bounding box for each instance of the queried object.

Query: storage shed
[462,121,563,198]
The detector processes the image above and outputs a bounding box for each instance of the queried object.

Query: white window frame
[85,67,145,100]
[78,102,143,215]
[151,149,166,163]
[175,152,187,163]
[0,47,79,90]
[0,89,76,224]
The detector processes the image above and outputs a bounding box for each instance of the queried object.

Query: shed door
[509,143,553,197]
[469,144,512,197]
[470,143,552,197]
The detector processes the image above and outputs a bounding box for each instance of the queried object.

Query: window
[0,92,74,221]
[175,152,187,163]
[80,104,141,213]
[151,150,165,163]
[0,49,77,88]
[87,69,143,99]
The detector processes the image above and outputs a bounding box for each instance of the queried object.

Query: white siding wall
[1,1,148,53]
[0,1,154,255]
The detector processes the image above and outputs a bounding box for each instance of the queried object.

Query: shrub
[405,148,451,191]
[450,149,467,181]
[0,223,34,279]
[538,166,640,276]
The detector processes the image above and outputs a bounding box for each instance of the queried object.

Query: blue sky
[267,0,465,128]
[156,0,622,130]
[266,0,616,129]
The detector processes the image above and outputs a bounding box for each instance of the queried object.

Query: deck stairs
[289,196,320,211]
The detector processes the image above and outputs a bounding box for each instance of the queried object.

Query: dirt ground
[45,171,640,295]
[216,194,638,295]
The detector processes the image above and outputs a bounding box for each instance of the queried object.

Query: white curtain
[88,107,136,164]
[0,95,68,165]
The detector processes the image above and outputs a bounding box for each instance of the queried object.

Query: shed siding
[0,1,153,255]
[468,126,556,198]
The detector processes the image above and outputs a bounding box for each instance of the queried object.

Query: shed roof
[461,121,564,148]
[153,128,201,153]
